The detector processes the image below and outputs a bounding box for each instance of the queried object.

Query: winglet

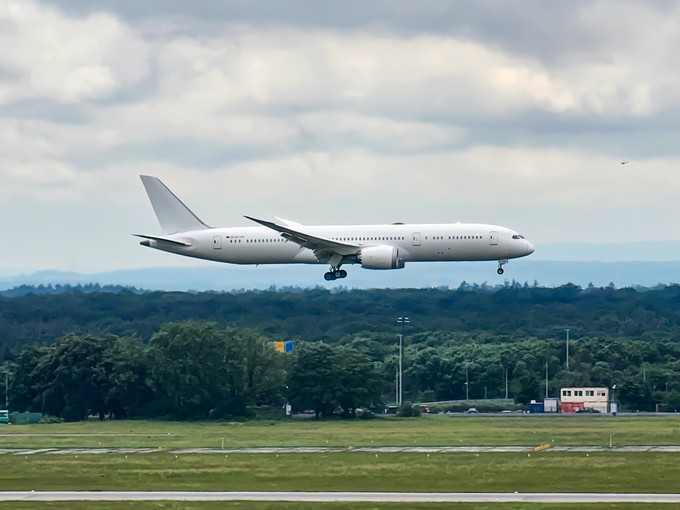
[275,217,303,228]
[140,175,210,234]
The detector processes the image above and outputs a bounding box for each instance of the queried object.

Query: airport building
[559,387,609,413]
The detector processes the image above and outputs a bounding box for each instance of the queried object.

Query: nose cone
[525,240,535,256]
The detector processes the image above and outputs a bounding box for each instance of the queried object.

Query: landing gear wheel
[325,268,347,281]
[497,259,508,275]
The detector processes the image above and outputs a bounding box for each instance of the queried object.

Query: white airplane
[135,176,534,281]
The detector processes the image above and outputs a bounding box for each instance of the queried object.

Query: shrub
[397,402,422,417]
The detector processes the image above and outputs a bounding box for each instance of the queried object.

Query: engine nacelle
[359,245,405,270]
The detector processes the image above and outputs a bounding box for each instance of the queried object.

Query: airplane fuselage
[142,223,532,266]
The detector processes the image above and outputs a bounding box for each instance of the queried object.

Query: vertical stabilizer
[140,175,210,234]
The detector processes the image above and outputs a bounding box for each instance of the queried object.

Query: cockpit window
[512,234,525,240]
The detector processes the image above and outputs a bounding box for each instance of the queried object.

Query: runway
[2,445,680,455]
[1,491,680,503]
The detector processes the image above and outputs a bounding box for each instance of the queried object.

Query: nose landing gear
[497,259,508,275]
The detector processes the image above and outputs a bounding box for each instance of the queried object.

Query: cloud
[0,158,81,203]
[2,0,680,273]
[0,1,149,104]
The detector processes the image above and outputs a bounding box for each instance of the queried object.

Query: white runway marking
[2,445,680,455]
[1,491,680,503]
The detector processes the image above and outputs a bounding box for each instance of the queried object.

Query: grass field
[0,452,678,493]
[1,416,679,509]
[1,414,680,449]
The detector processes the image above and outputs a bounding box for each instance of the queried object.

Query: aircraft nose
[525,240,535,255]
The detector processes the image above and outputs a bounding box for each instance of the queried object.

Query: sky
[2,0,680,275]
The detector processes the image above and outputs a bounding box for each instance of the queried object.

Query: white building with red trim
[559,387,609,413]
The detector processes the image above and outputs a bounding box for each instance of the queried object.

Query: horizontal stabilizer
[133,234,192,247]
[140,175,210,234]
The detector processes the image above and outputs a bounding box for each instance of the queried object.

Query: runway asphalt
[1,491,680,502]
[1,445,680,455]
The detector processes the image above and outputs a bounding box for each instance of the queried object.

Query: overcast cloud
[1,0,680,274]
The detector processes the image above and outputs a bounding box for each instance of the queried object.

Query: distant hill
[2,240,680,292]
[2,259,680,293]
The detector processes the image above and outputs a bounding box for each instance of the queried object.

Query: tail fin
[140,175,210,234]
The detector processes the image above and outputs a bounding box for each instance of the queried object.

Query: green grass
[2,415,680,448]
[0,452,678,493]
[1,417,678,508]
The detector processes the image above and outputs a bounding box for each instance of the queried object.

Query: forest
[1,283,680,419]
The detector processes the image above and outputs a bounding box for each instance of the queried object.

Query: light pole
[1,367,8,409]
[465,364,469,401]
[397,316,410,406]
[565,329,570,371]
[504,366,509,400]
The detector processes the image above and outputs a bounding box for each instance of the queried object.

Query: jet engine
[359,245,405,270]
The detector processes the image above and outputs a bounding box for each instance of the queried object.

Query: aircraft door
[213,235,222,250]
[489,231,498,246]
[412,232,421,246]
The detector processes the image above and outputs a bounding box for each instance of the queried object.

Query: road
[1,491,680,503]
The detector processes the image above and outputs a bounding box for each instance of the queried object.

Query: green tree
[148,321,228,418]
[211,327,287,418]
[287,342,381,418]
[147,321,287,419]
[512,359,541,404]
[102,337,153,419]
[8,347,50,412]
[22,334,123,421]
[335,347,381,416]
[287,342,340,418]
[618,375,657,411]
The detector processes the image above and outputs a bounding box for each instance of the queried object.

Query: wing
[244,216,359,256]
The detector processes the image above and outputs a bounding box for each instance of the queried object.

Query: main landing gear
[497,259,508,275]
[324,268,348,281]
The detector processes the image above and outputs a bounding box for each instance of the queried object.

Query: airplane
[135,175,534,281]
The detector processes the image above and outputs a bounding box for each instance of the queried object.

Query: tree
[148,321,229,418]
[287,342,340,418]
[335,347,381,417]
[512,360,541,404]
[101,337,153,419]
[147,321,287,419]
[211,327,287,418]
[287,342,381,418]
[618,375,657,411]
[16,334,128,421]
[8,346,49,412]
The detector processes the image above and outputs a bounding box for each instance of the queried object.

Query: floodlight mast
[565,329,570,371]
[397,317,410,406]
